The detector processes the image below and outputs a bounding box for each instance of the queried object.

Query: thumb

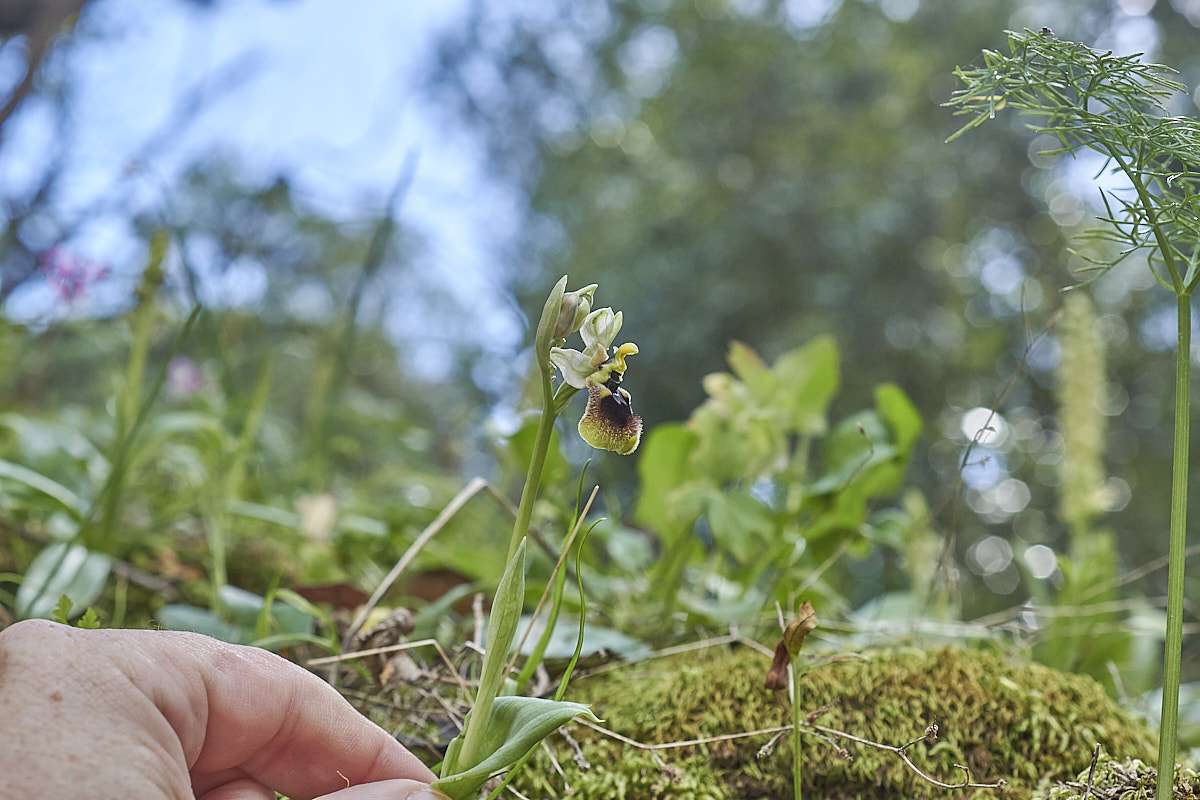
[314,779,450,800]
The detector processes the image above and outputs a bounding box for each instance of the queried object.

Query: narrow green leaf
[632,424,697,535]
[158,604,248,643]
[0,459,84,516]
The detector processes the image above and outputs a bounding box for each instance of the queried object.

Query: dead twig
[574,633,741,680]
[1084,743,1102,799]
[311,637,471,699]
[577,718,793,752]
[809,721,1005,791]
[928,312,1059,608]
[337,476,490,685]
[575,717,1005,793]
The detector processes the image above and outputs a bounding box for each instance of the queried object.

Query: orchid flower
[549,307,642,455]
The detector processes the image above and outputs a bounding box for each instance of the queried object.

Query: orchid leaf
[433,696,598,799]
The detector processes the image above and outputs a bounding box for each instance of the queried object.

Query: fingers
[85,627,435,799]
[199,777,276,800]
[314,779,449,800]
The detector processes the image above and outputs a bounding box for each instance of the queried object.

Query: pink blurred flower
[167,356,205,399]
[39,247,111,304]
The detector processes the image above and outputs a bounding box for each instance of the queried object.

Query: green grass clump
[1034,756,1200,799]
[515,645,1155,799]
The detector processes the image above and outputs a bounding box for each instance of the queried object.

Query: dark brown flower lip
[578,383,643,455]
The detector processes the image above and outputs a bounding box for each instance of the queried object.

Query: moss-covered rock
[515,645,1155,799]
[1033,756,1200,799]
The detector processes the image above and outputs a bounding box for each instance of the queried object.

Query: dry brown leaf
[765,601,818,691]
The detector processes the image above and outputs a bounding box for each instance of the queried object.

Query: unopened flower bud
[553,283,598,339]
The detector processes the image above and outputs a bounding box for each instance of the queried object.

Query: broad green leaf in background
[15,542,111,620]
[516,614,648,660]
[411,583,479,641]
[810,411,894,493]
[707,491,775,564]
[502,413,568,490]
[874,383,922,453]
[157,603,247,643]
[801,385,921,546]
[595,521,656,573]
[726,340,775,401]
[810,384,920,497]
[433,696,598,799]
[218,584,313,635]
[771,335,840,436]
[680,585,768,626]
[157,585,315,646]
[632,423,697,533]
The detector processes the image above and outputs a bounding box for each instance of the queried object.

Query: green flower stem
[1157,292,1191,800]
[791,664,803,800]
[505,381,578,563]
[456,538,527,773]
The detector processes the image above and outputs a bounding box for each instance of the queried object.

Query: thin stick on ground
[1084,743,1102,799]
[576,718,793,752]
[573,717,1005,793]
[309,638,471,698]
[345,477,489,643]
[808,721,1004,791]
[333,477,490,686]
[574,633,741,680]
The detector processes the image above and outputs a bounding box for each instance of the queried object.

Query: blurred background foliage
[2,0,1200,743]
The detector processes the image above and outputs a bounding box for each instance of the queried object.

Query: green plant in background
[947,29,1200,797]
[635,337,923,618]
[1032,292,1131,684]
[433,277,638,798]
[3,234,203,623]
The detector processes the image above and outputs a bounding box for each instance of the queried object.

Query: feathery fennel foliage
[947,29,1200,799]
[947,30,1199,289]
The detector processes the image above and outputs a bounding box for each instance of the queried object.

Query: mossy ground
[1033,756,1200,799]
[512,645,1155,799]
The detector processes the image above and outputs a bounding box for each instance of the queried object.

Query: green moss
[515,645,1155,799]
[1033,756,1200,799]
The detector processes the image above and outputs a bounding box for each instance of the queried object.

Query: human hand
[0,620,446,800]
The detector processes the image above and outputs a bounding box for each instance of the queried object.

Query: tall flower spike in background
[550,307,643,454]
